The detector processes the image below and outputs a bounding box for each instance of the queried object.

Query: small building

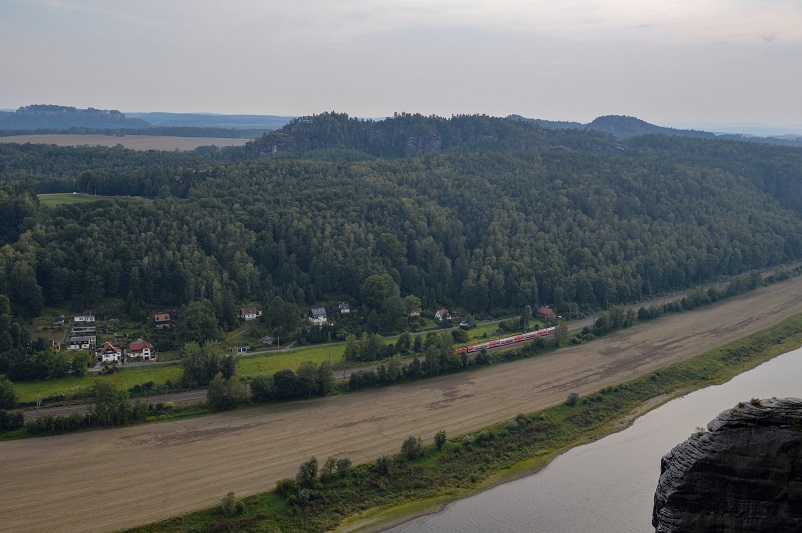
[434,308,451,323]
[236,345,250,353]
[408,308,421,318]
[72,326,96,336]
[128,339,155,361]
[258,335,274,346]
[240,307,262,321]
[308,307,328,325]
[538,306,557,320]
[73,314,96,323]
[52,315,66,327]
[153,313,172,329]
[97,342,122,364]
[67,336,95,351]
[338,302,351,314]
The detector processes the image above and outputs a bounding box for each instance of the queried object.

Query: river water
[387,346,802,533]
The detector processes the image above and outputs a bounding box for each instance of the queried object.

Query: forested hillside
[1,112,801,356]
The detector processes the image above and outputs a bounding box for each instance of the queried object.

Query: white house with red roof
[97,342,122,364]
[127,339,156,361]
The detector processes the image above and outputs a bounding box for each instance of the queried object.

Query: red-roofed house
[538,306,557,320]
[97,342,122,364]
[153,313,172,329]
[434,308,451,323]
[128,339,156,361]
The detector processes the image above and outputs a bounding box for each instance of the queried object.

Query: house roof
[68,336,93,343]
[435,308,448,317]
[338,302,350,310]
[100,342,121,354]
[129,340,151,352]
[153,313,171,322]
[538,307,557,319]
[240,307,258,315]
[310,307,327,317]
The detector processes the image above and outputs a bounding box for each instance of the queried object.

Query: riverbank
[129,312,802,533]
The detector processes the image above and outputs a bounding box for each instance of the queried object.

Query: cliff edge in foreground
[653,397,802,532]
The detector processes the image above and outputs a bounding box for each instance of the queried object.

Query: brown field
[3,278,802,533]
[0,134,249,151]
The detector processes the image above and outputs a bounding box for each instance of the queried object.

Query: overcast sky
[1,0,801,127]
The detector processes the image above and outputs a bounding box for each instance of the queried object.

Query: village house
[308,307,328,325]
[434,308,451,323]
[67,336,94,351]
[52,315,66,327]
[538,306,557,320]
[71,326,96,336]
[338,302,350,314]
[240,307,262,321]
[153,313,172,329]
[73,314,95,323]
[127,339,156,361]
[258,335,274,346]
[97,342,122,364]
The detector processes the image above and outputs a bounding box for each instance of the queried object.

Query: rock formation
[653,397,802,532]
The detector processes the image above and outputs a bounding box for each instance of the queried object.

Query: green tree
[207,372,246,411]
[181,341,235,387]
[0,379,17,409]
[317,360,335,396]
[434,429,447,450]
[91,380,131,426]
[296,361,318,398]
[401,435,423,460]
[360,274,400,309]
[176,300,224,345]
[71,351,93,377]
[554,318,568,347]
[250,374,275,402]
[296,457,318,488]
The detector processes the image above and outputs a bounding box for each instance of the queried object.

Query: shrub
[507,419,519,430]
[401,435,423,460]
[434,429,447,450]
[276,478,298,497]
[220,491,242,516]
[295,457,318,488]
[565,392,579,406]
[375,454,392,476]
[336,457,352,476]
[297,488,311,507]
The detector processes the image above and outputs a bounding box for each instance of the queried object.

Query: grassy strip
[38,193,145,206]
[126,313,802,533]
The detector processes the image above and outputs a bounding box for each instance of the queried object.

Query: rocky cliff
[653,397,802,532]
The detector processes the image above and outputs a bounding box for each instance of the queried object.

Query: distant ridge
[0,105,150,130]
[508,114,714,139]
[126,112,293,130]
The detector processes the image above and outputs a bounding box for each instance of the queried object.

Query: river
[387,346,802,533]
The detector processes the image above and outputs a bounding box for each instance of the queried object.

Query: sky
[1,0,801,127]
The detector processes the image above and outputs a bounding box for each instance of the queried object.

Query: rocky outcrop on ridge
[653,397,802,532]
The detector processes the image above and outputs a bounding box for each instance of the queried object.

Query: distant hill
[509,114,715,140]
[246,112,620,159]
[126,112,293,130]
[0,105,151,130]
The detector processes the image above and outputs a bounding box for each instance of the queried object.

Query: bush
[220,491,242,516]
[401,435,423,460]
[295,457,318,488]
[565,392,579,406]
[336,457,352,476]
[434,429,447,450]
[375,454,392,476]
[0,410,24,431]
[276,478,298,497]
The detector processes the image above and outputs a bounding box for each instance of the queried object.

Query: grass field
[38,193,145,206]
[13,364,183,404]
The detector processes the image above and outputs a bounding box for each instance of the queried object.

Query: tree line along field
[3,275,802,533]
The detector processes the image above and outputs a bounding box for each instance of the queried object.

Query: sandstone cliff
[653,397,802,532]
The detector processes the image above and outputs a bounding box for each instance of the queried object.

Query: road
[4,276,802,533]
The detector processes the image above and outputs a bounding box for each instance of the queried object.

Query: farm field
[4,276,802,533]
[0,134,249,151]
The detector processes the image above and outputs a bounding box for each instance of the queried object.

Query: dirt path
[3,278,802,533]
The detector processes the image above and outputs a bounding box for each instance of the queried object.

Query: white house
[67,336,94,351]
[338,302,351,314]
[240,307,262,321]
[434,308,451,323]
[73,314,95,323]
[97,342,122,364]
[128,339,155,361]
[308,307,328,325]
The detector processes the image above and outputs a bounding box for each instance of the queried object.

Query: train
[453,326,556,355]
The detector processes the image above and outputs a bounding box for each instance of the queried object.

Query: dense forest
[1,112,802,370]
